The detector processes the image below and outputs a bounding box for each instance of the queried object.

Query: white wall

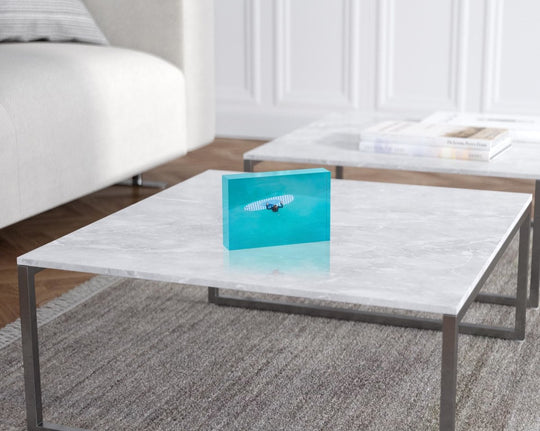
[215,0,540,139]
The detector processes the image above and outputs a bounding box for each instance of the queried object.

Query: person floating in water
[244,194,294,212]
[266,201,284,212]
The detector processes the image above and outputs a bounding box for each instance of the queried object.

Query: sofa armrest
[83,0,215,150]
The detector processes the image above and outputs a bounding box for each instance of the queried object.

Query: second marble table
[17,170,532,431]
[243,112,540,308]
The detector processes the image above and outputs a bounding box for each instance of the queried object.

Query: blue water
[223,168,331,250]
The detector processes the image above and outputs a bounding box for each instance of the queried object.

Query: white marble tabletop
[18,170,531,316]
[244,111,540,180]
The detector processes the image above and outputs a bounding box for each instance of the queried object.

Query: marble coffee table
[18,170,531,431]
[244,112,540,309]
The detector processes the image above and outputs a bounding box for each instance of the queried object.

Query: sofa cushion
[0,43,186,227]
[0,0,108,44]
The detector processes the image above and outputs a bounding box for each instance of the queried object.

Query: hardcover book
[222,169,331,250]
[421,111,540,143]
[359,121,509,150]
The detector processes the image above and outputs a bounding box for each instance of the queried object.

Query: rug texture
[1,236,539,431]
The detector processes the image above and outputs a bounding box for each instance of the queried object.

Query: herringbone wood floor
[0,138,534,328]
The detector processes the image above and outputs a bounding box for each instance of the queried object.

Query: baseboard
[216,109,330,140]
[216,108,419,140]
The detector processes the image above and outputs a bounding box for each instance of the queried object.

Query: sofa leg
[117,174,167,189]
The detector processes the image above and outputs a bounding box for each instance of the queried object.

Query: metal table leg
[19,265,44,431]
[529,179,540,308]
[440,315,458,431]
[208,287,220,303]
[116,173,167,189]
[244,159,257,172]
[515,211,530,340]
[19,265,89,431]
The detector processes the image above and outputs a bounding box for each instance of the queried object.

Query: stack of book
[359,120,511,161]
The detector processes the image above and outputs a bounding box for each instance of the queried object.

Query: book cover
[222,168,331,250]
[421,111,540,143]
[360,121,509,150]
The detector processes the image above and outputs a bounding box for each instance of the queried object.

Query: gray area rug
[1,236,539,430]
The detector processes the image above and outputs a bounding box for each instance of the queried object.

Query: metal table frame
[244,158,540,309]
[18,203,530,431]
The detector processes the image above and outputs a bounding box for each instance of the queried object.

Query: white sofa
[0,0,215,229]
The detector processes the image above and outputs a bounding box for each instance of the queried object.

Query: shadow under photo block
[222,168,331,250]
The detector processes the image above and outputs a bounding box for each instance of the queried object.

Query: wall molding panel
[481,0,503,112]
[216,0,261,107]
[482,0,540,113]
[216,0,540,138]
[274,0,360,110]
[375,0,468,113]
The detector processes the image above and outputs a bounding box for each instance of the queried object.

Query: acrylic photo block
[222,168,331,250]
